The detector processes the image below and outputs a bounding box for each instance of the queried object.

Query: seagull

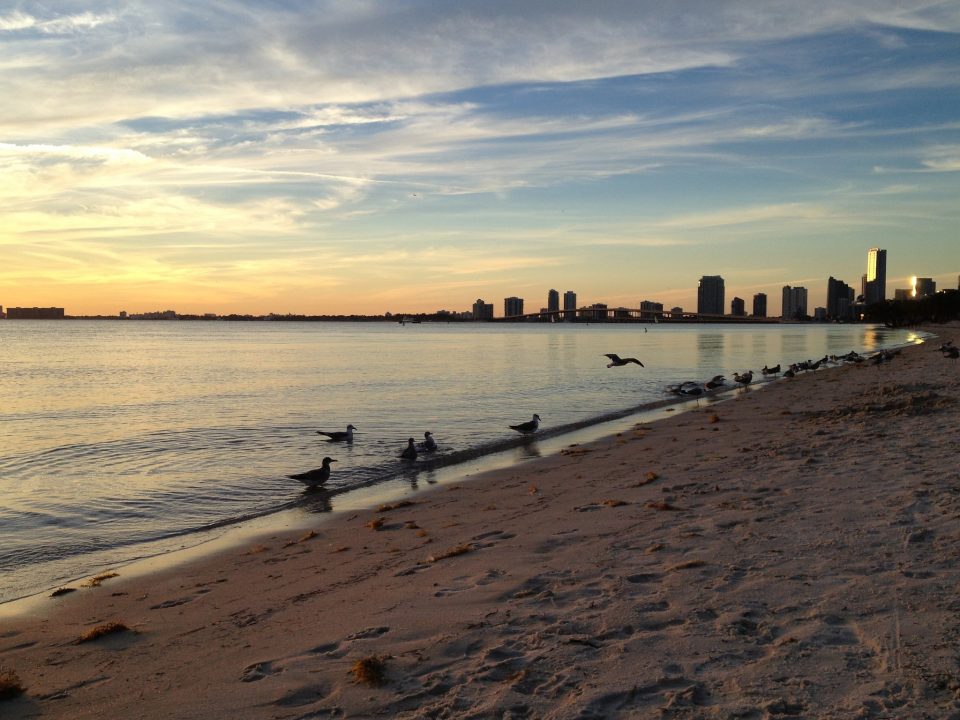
[733,370,753,389]
[604,353,644,368]
[418,431,437,452]
[316,424,356,442]
[509,414,541,434]
[288,457,337,487]
[400,438,418,460]
[761,364,781,376]
[936,341,954,353]
[705,375,726,390]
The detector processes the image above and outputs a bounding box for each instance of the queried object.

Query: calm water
[0,320,925,602]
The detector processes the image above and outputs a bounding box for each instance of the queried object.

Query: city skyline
[2,2,958,316]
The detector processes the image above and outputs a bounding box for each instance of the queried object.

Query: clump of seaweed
[645,501,682,511]
[378,500,417,512]
[366,517,386,531]
[76,622,131,644]
[82,572,119,588]
[668,560,706,571]
[0,668,25,700]
[351,656,387,686]
[426,544,473,563]
[50,587,76,598]
[708,414,721,424]
[602,499,629,507]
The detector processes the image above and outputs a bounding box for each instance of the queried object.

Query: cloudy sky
[2,1,958,316]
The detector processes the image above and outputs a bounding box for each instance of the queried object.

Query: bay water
[0,320,925,603]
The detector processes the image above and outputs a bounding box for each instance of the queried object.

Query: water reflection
[514,439,542,460]
[300,488,332,514]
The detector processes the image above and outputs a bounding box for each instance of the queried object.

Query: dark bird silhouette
[288,457,337,487]
[400,438,418,460]
[316,424,356,442]
[705,375,726,390]
[604,353,644,368]
[418,431,437,452]
[509,413,541,434]
[761,364,781,376]
[944,346,960,359]
[936,341,954,353]
[733,370,754,389]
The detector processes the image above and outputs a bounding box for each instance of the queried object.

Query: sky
[1,0,959,317]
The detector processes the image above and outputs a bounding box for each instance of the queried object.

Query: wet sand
[2,324,959,719]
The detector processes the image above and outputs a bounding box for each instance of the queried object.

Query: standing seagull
[945,346,960,359]
[418,431,437,452]
[604,353,644,368]
[288,457,337,487]
[733,370,754,390]
[316,424,356,442]
[509,414,541,434]
[400,438,418,460]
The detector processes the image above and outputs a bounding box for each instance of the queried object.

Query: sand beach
[2,324,959,719]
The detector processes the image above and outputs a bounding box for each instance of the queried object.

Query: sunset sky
[2,1,958,316]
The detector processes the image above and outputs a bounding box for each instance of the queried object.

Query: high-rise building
[547,289,560,314]
[781,286,808,320]
[752,293,767,318]
[827,277,855,320]
[731,297,745,317]
[563,290,577,320]
[911,277,936,299]
[504,296,524,318]
[894,289,911,301]
[865,248,887,305]
[697,275,725,315]
[472,298,494,320]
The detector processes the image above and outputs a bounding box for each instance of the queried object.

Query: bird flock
[290,341,941,489]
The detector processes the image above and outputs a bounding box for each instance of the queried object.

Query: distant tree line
[863,290,960,327]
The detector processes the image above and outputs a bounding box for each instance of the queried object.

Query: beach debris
[299,530,319,542]
[378,500,418,512]
[668,560,706,571]
[708,414,721,424]
[404,521,420,529]
[602,499,629,507]
[426,543,473,562]
[528,484,538,495]
[415,530,429,538]
[645,543,665,554]
[365,517,386,531]
[351,655,388,686]
[76,621,132,644]
[83,572,119,587]
[0,669,25,701]
[244,545,269,555]
[645,501,682,511]
[330,546,350,553]
[50,587,76,597]
[560,446,592,456]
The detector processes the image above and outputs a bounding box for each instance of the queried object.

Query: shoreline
[1,329,927,610]
[2,324,958,718]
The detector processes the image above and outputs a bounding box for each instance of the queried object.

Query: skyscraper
[504,296,524,317]
[731,297,745,317]
[472,298,494,320]
[752,293,767,318]
[697,276,725,315]
[547,289,560,313]
[563,290,577,320]
[865,248,887,305]
[781,286,808,320]
[827,277,855,320]
[911,277,936,298]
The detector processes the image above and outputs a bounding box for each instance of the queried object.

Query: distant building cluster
[4,246,952,324]
[1,306,65,319]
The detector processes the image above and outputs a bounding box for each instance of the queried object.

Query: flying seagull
[604,353,644,368]
[509,414,541,434]
[288,457,337,487]
[400,438,418,460]
[316,424,356,442]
